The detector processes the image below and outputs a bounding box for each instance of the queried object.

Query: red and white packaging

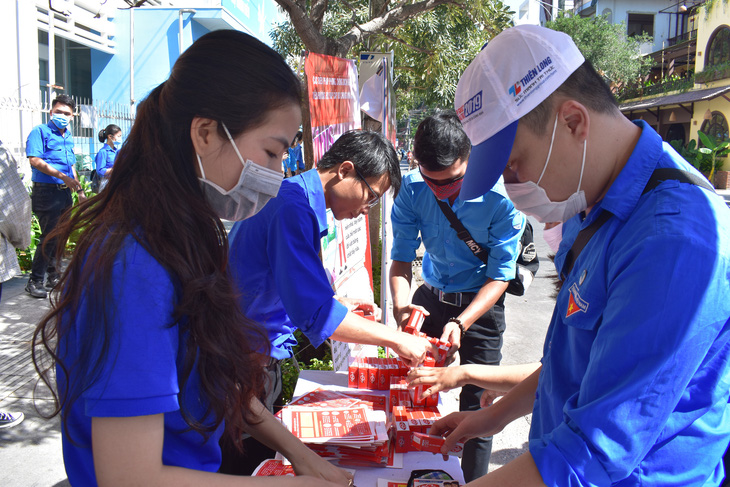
[404,309,425,334]
[348,357,360,388]
[411,432,465,458]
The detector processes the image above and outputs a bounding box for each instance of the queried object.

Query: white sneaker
[0,411,24,429]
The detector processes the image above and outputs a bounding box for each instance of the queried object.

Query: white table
[293,370,466,487]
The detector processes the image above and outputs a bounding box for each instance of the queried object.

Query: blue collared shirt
[26,120,75,184]
[390,170,524,293]
[228,169,348,360]
[530,121,730,486]
[95,144,118,177]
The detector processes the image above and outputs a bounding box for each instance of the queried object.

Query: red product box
[392,407,411,453]
[411,432,465,458]
[352,306,377,321]
[348,358,359,388]
[405,309,425,334]
[366,357,379,390]
[358,359,369,389]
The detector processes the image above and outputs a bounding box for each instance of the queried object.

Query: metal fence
[0,92,135,182]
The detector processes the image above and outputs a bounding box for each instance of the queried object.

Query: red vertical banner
[305,52,373,371]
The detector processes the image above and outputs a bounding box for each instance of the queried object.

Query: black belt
[33,182,69,190]
[423,282,477,307]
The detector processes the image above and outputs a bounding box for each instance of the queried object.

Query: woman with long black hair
[32,30,352,487]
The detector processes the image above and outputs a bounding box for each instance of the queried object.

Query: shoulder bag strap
[434,197,490,265]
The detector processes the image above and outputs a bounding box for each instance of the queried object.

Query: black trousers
[30,183,72,283]
[412,284,506,482]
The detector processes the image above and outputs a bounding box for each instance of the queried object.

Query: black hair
[521,60,619,136]
[51,94,76,112]
[98,124,122,143]
[413,110,471,172]
[317,130,401,197]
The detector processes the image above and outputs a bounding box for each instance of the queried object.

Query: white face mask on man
[505,115,587,223]
[197,122,283,221]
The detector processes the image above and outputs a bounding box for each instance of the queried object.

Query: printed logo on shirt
[565,282,589,318]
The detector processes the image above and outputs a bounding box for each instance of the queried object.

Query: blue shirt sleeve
[483,196,524,281]
[95,147,106,175]
[81,242,180,417]
[267,201,348,348]
[25,125,45,158]
[390,180,422,263]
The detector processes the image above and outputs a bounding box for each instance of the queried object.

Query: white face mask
[542,222,563,253]
[197,123,283,221]
[505,115,587,223]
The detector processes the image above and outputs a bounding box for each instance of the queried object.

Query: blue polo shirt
[95,144,118,177]
[228,169,348,360]
[530,121,730,486]
[26,120,75,184]
[390,170,524,293]
[58,237,224,485]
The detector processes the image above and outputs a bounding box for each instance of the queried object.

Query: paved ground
[0,214,554,485]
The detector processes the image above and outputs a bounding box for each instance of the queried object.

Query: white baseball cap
[454,25,585,200]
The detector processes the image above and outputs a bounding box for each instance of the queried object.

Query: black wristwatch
[447,317,465,338]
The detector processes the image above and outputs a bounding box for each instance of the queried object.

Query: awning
[619,85,730,112]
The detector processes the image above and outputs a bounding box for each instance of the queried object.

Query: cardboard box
[411,432,465,458]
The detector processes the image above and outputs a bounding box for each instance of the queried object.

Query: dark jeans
[219,359,284,475]
[30,183,72,283]
[413,284,506,483]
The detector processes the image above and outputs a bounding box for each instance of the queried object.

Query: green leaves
[546,14,652,97]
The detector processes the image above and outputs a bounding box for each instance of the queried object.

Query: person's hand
[337,296,382,321]
[393,303,430,330]
[77,190,87,202]
[480,389,502,408]
[391,331,436,367]
[63,175,81,192]
[407,366,463,400]
[439,320,461,365]
[290,447,354,486]
[430,408,503,459]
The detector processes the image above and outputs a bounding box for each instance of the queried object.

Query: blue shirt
[530,121,730,486]
[390,170,524,293]
[228,169,349,360]
[26,120,75,184]
[95,144,118,177]
[290,144,305,171]
[58,237,224,485]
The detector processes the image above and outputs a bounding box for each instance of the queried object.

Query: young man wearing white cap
[389,111,525,481]
[432,25,730,486]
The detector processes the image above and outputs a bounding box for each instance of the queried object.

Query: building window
[628,13,654,37]
[701,111,730,142]
[706,25,730,68]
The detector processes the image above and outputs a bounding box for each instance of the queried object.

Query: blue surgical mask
[51,114,70,130]
[113,140,122,148]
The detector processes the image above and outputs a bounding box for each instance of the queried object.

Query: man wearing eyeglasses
[389,111,525,482]
[224,130,436,474]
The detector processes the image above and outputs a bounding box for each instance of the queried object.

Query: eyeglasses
[354,167,381,208]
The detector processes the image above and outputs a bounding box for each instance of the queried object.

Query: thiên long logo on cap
[508,55,557,107]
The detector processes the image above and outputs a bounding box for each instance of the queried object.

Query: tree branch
[380,31,434,55]
[273,0,328,53]
[310,0,328,31]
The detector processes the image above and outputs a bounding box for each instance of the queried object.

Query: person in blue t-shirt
[389,111,525,482]
[430,25,730,487]
[31,30,353,487]
[291,131,305,174]
[94,124,122,192]
[24,94,86,298]
[224,129,435,474]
